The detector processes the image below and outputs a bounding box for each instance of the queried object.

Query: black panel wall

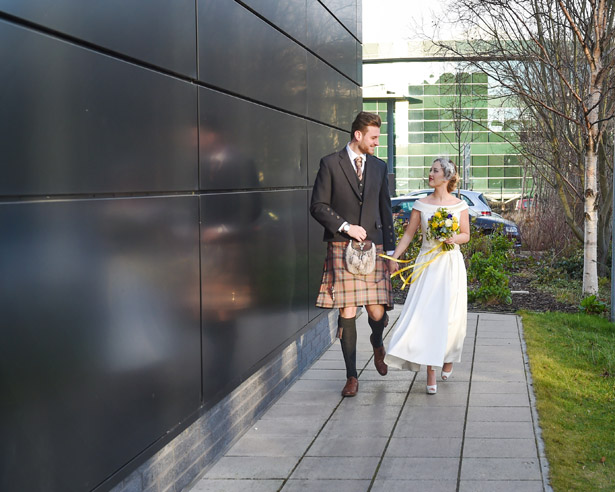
[0,1,362,490]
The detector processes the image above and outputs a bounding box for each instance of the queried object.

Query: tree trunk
[583,145,599,294]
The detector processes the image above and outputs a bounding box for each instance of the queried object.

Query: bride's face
[428,161,448,189]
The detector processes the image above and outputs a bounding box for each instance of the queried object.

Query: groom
[311,111,396,397]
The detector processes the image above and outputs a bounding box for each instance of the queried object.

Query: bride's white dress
[385,200,468,371]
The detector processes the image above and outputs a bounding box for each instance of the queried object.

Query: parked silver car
[392,189,521,247]
[404,189,493,217]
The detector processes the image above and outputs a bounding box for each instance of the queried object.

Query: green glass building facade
[363,54,529,200]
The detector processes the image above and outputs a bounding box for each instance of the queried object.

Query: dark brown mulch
[393,270,578,314]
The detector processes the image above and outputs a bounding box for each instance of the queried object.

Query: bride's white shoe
[426,367,437,394]
[441,363,453,381]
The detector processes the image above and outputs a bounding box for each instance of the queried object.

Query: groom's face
[355,125,380,155]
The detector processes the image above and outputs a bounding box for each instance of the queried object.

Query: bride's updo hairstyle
[434,157,460,193]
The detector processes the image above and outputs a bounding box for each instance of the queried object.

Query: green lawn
[521,311,615,491]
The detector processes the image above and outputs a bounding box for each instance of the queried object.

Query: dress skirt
[384,200,468,371]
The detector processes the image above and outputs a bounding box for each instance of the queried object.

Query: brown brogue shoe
[373,346,388,376]
[341,377,359,397]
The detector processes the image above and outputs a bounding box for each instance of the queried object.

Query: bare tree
[435,0,615,294]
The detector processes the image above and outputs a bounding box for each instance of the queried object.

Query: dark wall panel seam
[0,13,357,134]
[315,0,360,42]
[0,187,315,203]
[233,0,361,85]
[0,13,194,83]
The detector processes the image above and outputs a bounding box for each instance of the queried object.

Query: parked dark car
[473,213,522,247]
[391,194,522,247]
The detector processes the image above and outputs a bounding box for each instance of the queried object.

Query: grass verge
[520,311,615,491]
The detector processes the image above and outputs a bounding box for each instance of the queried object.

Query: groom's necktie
[355,156,363,181]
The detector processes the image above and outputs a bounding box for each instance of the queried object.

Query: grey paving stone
[290,457,379,480]
[399,405,466,422]
[473,358,526,369]
[321,417,396,437]
[190,479,283,492]
[332,402,401,420]
[425,381,471,394]
[204,456,297,480]
[386,437,462,457]
[300,368,346,380]
[310,359,346,370]
[275,389,341,406]
[306,436,389,457]
[463,438,539,458]
[353,380,411,393]
[377,457,459,480]
[465,421,535,439]
[394,419,465,438]
[471,372,526,382]
[259,403,335,420]
[474,338,519,346]
[470,381,528,394]
[281,479,370,492]
[473,347,522,362]
[459,480,544,492]
[466,406,532,422]
[338,389,407,406]
[319,349,343,360]
[405,391,468,407]
[226,435,314,457]
[478,314,519,323]
[291,379,351,392]
[461,458,542,481]
[241,419,323,438]
[371,479,457,492]
[476,331,520,339]
[469,393,530,407]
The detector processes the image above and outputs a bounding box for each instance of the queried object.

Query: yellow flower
[439,221,444,227]
[434,212,441,219]
[452,223,459,231]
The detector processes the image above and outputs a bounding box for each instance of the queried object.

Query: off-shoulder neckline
[416,199,466,207]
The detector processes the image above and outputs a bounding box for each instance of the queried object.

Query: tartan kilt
[316,241,393,309]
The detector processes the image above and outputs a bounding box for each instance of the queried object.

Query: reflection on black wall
[0,197,201,491]
[0,1,361,490]
[200,191,309,403]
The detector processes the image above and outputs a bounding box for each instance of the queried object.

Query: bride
[385,157,470,394]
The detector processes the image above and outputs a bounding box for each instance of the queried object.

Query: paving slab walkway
[188,308,551,492]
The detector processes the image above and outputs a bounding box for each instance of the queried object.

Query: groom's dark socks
[368,315,386,348]
[369,315,388,376]
[338,316,358,379]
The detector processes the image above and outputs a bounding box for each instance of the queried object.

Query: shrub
[553,248,584,280]
[467,258,512,305]
[464,225,514,305]
[579,295,608,316]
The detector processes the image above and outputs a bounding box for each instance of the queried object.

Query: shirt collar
[345,144,366,167]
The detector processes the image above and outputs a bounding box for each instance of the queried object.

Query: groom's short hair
[351,111,381,136]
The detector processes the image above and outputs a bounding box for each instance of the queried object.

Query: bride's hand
[388,259,399,273]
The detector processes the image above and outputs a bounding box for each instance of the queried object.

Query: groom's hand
[348,225,367,241]
[388,259,399,273]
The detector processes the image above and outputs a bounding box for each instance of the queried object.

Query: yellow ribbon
[379,243,447,290]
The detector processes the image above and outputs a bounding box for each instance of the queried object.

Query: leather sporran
[345,240,376,275]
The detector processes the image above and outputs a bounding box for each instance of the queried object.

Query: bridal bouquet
[426,207,459,251]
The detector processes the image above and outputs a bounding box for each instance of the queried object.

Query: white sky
[362,0,461,44]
